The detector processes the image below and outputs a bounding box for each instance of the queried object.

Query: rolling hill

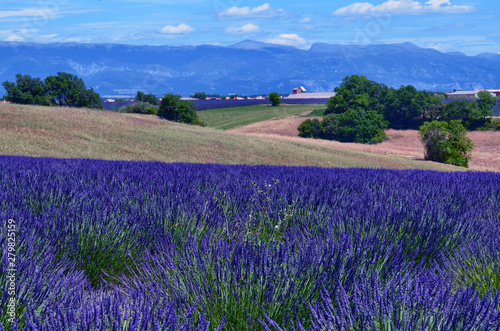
[0,103,460,171]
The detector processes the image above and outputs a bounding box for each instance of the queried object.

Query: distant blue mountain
[1,40,499,98]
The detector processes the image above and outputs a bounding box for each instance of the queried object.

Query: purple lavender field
[1,156,500,330]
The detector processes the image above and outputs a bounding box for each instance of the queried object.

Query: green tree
[326,75,387,116]
[2,74,48,105]
[157,94,204,125]
[445,120,475,167]
[382,87,438,129]
[193,92,207,100]
[331,109,387,144]
[319,114,339,140]
[472,91,497,121]
[442,100,471,122]
[136,91,158,105]
[299,109,387,144]
[353,110,388,144]
[78,88,104,109]
[326,75,444,129]
[269,92,281,107]
[419,120,474,168]
[419,120,449,163]
[44,72,103,108]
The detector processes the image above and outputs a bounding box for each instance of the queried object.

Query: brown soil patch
[230,113,500,172]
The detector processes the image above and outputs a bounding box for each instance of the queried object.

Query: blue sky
[0,0,498,55]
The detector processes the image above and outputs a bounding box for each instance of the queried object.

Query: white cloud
[266,33,306,46]
[0,8,56,19]
[160,23,195,34]
[4,35,24,42]
[333,0,476,16]
[219,3,284,18]
[40,34,58,39]
[226,23,261,35]
[300,17,311,23]
[0,7,99,21]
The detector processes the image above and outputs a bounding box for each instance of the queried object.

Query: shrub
[306,108,326,117]
[113,102,158,114]
[479,118,500,131]
[298,119,322,138]
[135,91,158,105]
[114,105,130,113]
[419,120,474,168]
[301,109,387,144]
[129,101,158,115]
[269,92,281,107]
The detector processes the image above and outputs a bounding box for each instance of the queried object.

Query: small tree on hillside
[419,120,474,168]
[269,92,281,107]
[157,94,205,126]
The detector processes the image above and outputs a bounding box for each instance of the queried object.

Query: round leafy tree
[269,92,281,107]
[419,120,474,168]
[157,94,205,126]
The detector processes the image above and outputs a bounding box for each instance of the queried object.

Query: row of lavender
[102,98,330,111]
[1,156,500,330]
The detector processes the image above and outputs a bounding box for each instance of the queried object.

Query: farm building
[446,90,499,100]
[287,87,336,99]
[486,89,500,97]
[292,87,307,94]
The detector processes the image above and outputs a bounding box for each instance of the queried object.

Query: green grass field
[304,108,326,117]
[0,103,461,171]
[198,104,324,130]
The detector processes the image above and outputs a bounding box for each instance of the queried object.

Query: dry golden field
[0,103,462,171]
[229,113,500,172]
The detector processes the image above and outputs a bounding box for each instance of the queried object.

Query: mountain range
[1,40,499,98]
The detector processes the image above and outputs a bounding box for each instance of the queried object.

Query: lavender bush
[0,156,499,330]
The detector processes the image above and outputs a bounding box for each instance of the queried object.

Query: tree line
[299,75,497,142]
[298,75,498,167]
[2,73,206,126]
[2,73,103,109]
